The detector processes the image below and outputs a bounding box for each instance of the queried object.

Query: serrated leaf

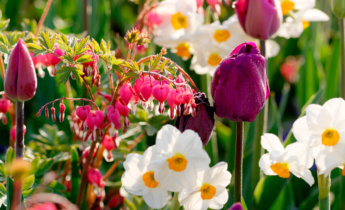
[5,147,14,165]
[22,189,34,197]
[0,183,6,195]
[0,33,9,46]
[49,34,56,50]
[75,54,92,63]
[0,161,6,176]
[0,44,8,54]
[132,61,139,71]
[150,53,162,70]
[71,68,84,84]
[0,20,10,31]
[121,71,137,80]
[100,39,107,53]
[26,43,43,51]
[61,34,68,45]
[75,36,89,55]
[91,38,100,53]
[158,59,170,72]
[22,175,35,191]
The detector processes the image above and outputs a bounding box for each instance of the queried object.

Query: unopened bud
[332,0,345,18]
[59,103,66,122]
[45,107,49,119]
[51,107,56,122]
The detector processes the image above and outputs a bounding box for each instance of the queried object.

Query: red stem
[34,0,53,36]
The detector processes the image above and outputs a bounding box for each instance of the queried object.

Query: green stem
[12,101,24,209]
[171,192,180,210]
[206,74,218,163]
[76,139,97,208]
[252,40,268,194]
[318,174,330,210]
[340,18,345,98]
[234,121,244,203]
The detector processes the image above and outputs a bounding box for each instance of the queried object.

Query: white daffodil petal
[289,165,315,186]
[261,133,284,152]
[207,186,228,209]
[302,9,329,22]
[259,154,275,175]
[142,187,169,209]
[206,162,231,187]
[181,191,204,210]
[155,124,180,152]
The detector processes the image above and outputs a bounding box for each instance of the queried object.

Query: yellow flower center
[302,21,310,30]
[208,53,222,66]
[171,12,188,30]
[200,183,217,200]
[213,29,231,43]
[270,162,290,178]
[142,171,159,188]
[281,0,295,16]
[175,43,191,59]
[167,153,188,172]
[322,128,340,146]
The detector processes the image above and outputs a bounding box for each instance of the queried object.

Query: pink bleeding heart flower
[85,110,104,130]
[140,81,153,102]
[98,91,112,102]
[76,105,91,121]
[115,101,130,129]
[119,83,134,105]
[5,39,37,102]
[87,168,105,188]
[102,134,116,151]
[152,84,171,113]
[167,89,177,119]
[107,105,121,130]
[83,145,98,160]
[45,44,63,76]
[175,75,185,84]
[0,96,11,114]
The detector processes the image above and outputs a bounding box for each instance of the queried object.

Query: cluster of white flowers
[121,125,231,210]
[276,0,329,38]
[260,98,345,185]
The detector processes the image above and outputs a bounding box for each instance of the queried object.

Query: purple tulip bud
[234,0,282,40]
[211,42,269,122]
[228,202,243,210]
[4,39,37,102]
[175,92,215,146]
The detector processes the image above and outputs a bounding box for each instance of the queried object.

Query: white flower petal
[261,133,284,152]
[289,165,315,186]
[302,9,329,22]
[207,186,228,209]
[142,187,170,209]
[259,154,275,175]
[206,162,231,187]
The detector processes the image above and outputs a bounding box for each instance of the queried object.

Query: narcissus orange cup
[4,39,37,102]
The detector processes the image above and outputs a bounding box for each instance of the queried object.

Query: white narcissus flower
[121,147,169,209]
[178,162,231,210]
[259,133,314,186]
[292,98,345,159]
[149,124,210,192]
[277,0,329,38]
[190,15,251,75]
[317,143,345,176]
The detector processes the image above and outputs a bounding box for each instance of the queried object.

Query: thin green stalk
[318,174,330,210]
[12,101,24,209]
[171,192,180,210]
[340,19,345,98]
[234,121,244,203]
[251,40,268,194]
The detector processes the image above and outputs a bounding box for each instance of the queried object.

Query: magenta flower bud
[234,0,282,40]
[51,107,56,122]
[175,92,215,146]
[59,103,66,122]
[228,202,243,210]
[211,42,269,122]
[0,96,11,114]
[4,39,37,102]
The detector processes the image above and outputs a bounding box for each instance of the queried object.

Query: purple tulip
[228,202,244,210]
[234,0,282,40]
[4,39,37,102]
[175,92,215,146]
[211,42,269,122]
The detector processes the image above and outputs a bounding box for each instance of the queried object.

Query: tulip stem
[318,174,330,210]
[12,101,25,209]
[76,139,98,208]
[234,121,244,203]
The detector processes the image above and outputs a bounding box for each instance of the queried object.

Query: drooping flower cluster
[31,44,63,77]
[260,98,345,184]
[121,125,231,210]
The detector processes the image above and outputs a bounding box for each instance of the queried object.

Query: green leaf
[0,161,6,176]
[6,176,13,209]
[47,180,66,193]
[36,159,54,176]
[70,147,80,202]
[22,189,34,197]
[91,38,100,53]
[0,44,8,54]
[5,147,14,165]
[124,198,137,210]
[75,54,92,63]
[100,39,107,53]
[150,53,162,70]
[0,19,10,31]
[71,68,84,84]
[26,43,43,51]
[75,36,89,55]
[22,175,35,191]
[0,183,6,195]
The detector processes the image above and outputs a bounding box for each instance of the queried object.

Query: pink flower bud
[45,106,49,119]
[115,101,130,117]
[59,103,66,122]
[140,82,153,102]
[85,110,104,130]
[211,42,269,122]
[280,57,299,84]
[4,39,37,101]
[76,105,91,121]
[0,96,11,113]
[51,107,56,122]
[234,0,282,40]
[119,83,133,105]
[167,89,177,119]
[146,10,162,26]
[102,135,116,151]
